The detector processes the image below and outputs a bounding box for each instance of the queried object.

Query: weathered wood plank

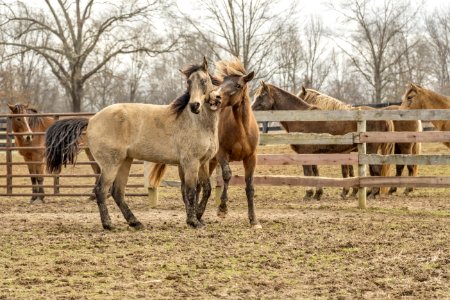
[254,109,450,122]
[360,154,450,165]
[360,176,450,187]
[357,131,450,143]
[254,153,358,165]
[259,132,354,145]
[217,175,359,188]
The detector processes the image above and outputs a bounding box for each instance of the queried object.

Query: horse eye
[235,83,242,89]
[407,95,413,100]
[16,118,21,121]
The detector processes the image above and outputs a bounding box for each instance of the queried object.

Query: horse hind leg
[111,158,143,229]
[312,165,323,201]
[94,164,120,230]
[404,165,415,195]
[340,165,349,199]
[348,165,358,198]
[388,164,404,195]
[244,155,261,228]
[302,165,314,201]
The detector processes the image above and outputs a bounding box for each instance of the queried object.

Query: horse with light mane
[253,82,393,200]
[299,87,422,196]
[7,103,100,203]
[401,83,450,148]
[45,58,221,229]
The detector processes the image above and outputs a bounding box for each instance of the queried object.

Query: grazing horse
[46,58,221,229]
[7,104,53,203]
[401,83,450,148]
[382,105,422,195]
[252,82,393,199]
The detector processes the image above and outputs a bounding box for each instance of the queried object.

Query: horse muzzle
[25,135,33,143]
[189,102,201,114]
[207,94,222,111]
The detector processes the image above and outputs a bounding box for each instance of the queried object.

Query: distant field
[0,143,449,299]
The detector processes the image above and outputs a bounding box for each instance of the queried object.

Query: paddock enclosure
[1,110,449,298]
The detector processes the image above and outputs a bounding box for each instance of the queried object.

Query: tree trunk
[70,80,84,112]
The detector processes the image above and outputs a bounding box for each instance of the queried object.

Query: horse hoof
[340,194,347,200]
[129,221,144,230]
[303,196,312,201]
[217,209,228,218]
[30,198,44,204]
[251,223,262,229]
[102,223,113,230]
[187,220,204,228]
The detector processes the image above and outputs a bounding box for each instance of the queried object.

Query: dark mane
[170,90,190,118]
[182,63,221,87]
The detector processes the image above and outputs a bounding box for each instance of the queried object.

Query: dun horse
[46,58,221,229]
[298,87,421,196]
[252,82,393,200]
[149,58,261,228]
[402,83,450,148]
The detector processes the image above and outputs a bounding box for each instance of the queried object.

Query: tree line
[0,0,448,112]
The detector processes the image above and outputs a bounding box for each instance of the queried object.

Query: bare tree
[183,0,297,78]
[0,0,177,111]
[426,7,450,94]
[331,0,421,103]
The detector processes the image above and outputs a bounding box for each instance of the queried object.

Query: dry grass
[0,143,449,299]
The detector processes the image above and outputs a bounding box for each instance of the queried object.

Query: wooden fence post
[6,117,13,194]
[143,161,158,208]
[53,115,60,194]
[357,119,367,209]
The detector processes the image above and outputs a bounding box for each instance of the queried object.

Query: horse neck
[231,90,255,136]
[421,90,450,110]
[270,85,313,132]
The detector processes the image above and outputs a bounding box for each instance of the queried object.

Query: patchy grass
[0,143,449,299]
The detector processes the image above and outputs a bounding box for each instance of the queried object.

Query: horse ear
[243,71,255,83]
[409,83,418,91]
[24,102,29,108]
[7,103,15,111]
[202,56,208,71]
[302,86,307,94]
[179,69,188,77]
[261,80,268,91]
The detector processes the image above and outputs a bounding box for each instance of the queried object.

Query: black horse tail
[45,118,89,174]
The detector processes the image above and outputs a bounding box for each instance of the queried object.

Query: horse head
[401,83,424,109]
[214,58,255,107]
[7,103,34,143]
[180,57,218,114]
[252,81,274,111]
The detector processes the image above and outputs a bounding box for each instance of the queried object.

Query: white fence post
[357,120,367,209]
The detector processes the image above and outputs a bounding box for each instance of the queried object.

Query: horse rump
[45,118,89,173]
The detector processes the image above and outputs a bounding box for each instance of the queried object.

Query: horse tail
[380,120,395,193]
[148,163,167,188]
[45,118,89,174]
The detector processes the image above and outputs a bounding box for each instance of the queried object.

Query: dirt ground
[0,144,449,299]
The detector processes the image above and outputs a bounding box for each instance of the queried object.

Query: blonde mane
[215,58,246,81]
[300,88,352,110]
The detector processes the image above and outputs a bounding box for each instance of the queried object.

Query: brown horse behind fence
[7,103,100,203]
[298,87,422,196]
[253,82,393,200]
[401,83,450,148]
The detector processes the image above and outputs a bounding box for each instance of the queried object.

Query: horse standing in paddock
[7,104,53,203]
[401,83,450,149]
[381,105,422,195]
[8,104,101,203]
[46,58,221,229]
[298,87,422,196]
[252,82,393,200]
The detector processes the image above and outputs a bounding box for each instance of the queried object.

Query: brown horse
[46,58,221,230]
[298,87,422,196]
[8,104,100,203]
[401,83,450,148]
[253,82,393,199]
[8,104,54,203]
[382,105,422,195]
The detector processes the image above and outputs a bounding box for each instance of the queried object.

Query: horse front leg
[388,164,404,195]
[182,161,202,228]
[404,164,415,195]
[217,155,231,218]
[243,155,261,228]
[367,165,381,199]
[340,165,349,199]
[35,161,45,203]
[302,165,314,201]
[196,163,211,224]
[26,162,39,203]
[349,165,358,198]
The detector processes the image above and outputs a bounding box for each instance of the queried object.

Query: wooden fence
[1,110,450,207]
[146,109,450,209]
